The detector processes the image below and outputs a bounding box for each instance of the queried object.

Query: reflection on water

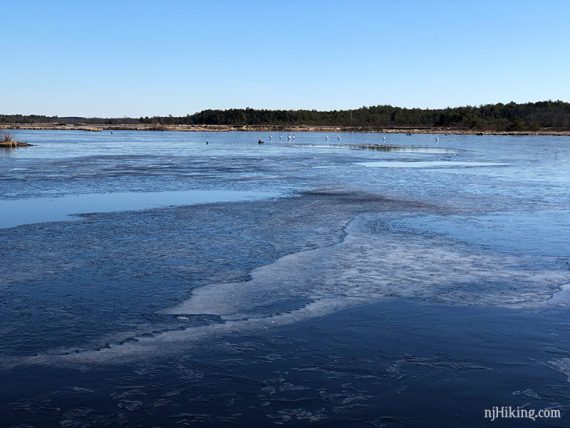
[0,190,280,229]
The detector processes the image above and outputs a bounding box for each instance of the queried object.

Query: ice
[167,214,568,317]
[357,161,509,168]
[6,213,568,367]
[2,298,354,367]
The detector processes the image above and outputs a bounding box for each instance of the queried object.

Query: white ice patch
[4,214,568,367]
[356,161,509,168]
[546,284,570,307]
[3,298,358,367]
[166,215,568,316]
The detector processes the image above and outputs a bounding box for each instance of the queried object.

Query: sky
[2,0,570,117]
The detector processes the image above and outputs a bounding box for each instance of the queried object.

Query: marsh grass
[1,133,16,147]
[0,132,31,148]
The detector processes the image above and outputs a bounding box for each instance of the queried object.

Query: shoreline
[1,123,570,136]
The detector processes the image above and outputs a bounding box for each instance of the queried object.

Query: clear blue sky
[2,0,569,117]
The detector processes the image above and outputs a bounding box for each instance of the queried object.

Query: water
[1,130,570,426]
[0,190,279,229]
[356,160,509,168]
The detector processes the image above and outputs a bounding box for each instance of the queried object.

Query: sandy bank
[1,123,570,136]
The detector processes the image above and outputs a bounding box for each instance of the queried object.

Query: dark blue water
[1,130,569,426]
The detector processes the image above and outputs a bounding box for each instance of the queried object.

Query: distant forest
[2,101,570,131]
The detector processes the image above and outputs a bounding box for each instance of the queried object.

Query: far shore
[1,123,570,136]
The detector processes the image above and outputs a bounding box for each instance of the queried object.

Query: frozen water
[4,211,568,366]
[357,161,509,168]
[2,130,570,426]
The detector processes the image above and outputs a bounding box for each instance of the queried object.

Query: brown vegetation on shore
[1,123,570,136]
[0,133,32,148]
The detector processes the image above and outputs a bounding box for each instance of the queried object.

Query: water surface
[0,190,279,228]
[1,130,570,426]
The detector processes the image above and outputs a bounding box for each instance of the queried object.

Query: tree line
[2,101,570,131]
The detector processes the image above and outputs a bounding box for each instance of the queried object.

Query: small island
[0,133,32,148]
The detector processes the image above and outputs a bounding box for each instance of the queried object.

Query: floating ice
[290,143,457,154]
[6,213,568,367]
[356,161,509,168]
[166,214,567,317]
[2,297,355,367]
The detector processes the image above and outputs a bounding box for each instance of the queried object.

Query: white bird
[337,135,341,141]
[325,135,329,141]
[269,135,272,140]
[382,136,386,141]
[435,137,440,142]
[279,135,283,141]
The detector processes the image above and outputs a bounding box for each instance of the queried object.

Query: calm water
[1,130,570,427]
